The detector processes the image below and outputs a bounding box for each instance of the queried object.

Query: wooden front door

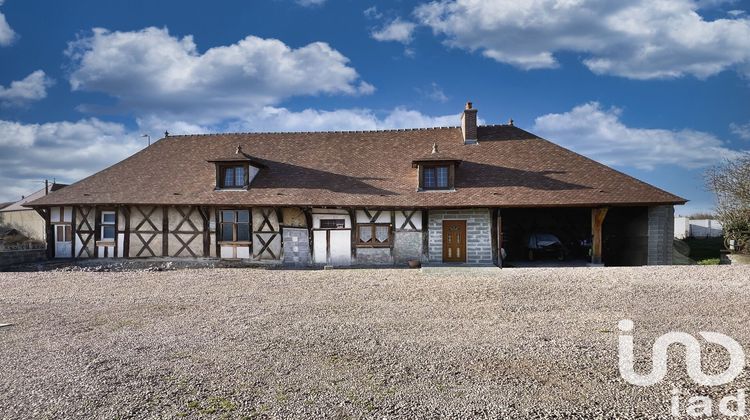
[442,220,466,262]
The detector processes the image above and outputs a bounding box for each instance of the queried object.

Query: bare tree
[705,152,750,253]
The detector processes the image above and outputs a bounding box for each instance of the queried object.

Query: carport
[499,206,649,267]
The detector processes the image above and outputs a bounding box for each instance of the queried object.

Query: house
[27,103,685,266]
[674,216,723,239]
[1,182,67,243]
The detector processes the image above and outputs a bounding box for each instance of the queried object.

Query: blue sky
[1,0,749,214]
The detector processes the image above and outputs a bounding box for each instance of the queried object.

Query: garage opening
[500,206,648,267]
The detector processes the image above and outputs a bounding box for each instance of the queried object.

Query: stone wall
[393,231,422,264]
[428,209,492,264]
[648,205,674,265]
[0,249,46,268]
[282,227,309,266]
[355,247,393,265]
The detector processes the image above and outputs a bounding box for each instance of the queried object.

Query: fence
[674,217,723,239]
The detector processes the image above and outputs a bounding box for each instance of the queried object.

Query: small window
[422,165,450,190]
[221,165,247,188]
[356,224,391,247]
[319,219,345,229]
[220,210,250,242]
[101,211,116,241]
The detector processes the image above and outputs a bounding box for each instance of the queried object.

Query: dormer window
[221,165,247,188]
[412,143,461,192]
[423,166,449,189]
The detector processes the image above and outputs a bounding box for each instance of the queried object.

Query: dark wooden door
[442,220,466,262]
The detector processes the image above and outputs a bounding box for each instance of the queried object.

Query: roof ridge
[165,125,485,137]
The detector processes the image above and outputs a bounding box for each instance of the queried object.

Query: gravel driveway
[1,266,749,419]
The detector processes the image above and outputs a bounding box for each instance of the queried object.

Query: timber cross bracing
[169,206,202,258]
[75,206,95,258]
[132,206,160,258]
[253,207,280,260]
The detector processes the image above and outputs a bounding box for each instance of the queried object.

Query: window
[56,225,71,242]
[422,165,450,190]
[221,165,247,188]
[101,211,115,241]
[357,224,391,247]
[319,219,345,229]
[220,210,250,242]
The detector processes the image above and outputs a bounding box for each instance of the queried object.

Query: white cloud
[0,118,143,202]
[730,122,750,140]
[66,27,373,124]
[415,0,750,79]
[0,0,16,46]
[371,18,417,44]
[417,82,448,103]
[296,0,326,7]
[532,102,743,170]
[0,70,53,106]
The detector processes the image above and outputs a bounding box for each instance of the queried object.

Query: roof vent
[236,144,243,154]
[431,142,438,154]
[508,118,514,126]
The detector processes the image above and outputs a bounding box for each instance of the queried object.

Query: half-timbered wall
[252,207,281,260]
[353,209,423,265]
[167,206,205,258]
[128,205,164,258]
[73,206,95,258]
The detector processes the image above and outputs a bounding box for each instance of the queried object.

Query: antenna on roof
[508,118,514,126]
[164,130,170,138]
[431,142,438,154]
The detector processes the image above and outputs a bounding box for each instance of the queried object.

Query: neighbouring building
[27,103,685,266]
[1,183,67,243]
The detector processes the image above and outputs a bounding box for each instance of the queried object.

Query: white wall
[674,217,723,239]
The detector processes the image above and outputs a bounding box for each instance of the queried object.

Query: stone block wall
[282,228,310,266]
[428,209,492,264]
[393,231,422,264]
[648,205,674,265]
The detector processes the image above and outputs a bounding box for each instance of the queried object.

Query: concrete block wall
[648,205,674,265]
[282,228,310,266]
[428,209,492,264]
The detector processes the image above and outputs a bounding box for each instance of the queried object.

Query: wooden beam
[71,206,77,259]
[43,208,54,259]
[162,206,169,257]
[591,207,609,265]
[490,208,499,267]
[123,206,131,258]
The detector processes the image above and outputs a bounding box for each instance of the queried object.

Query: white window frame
[101,211,116,241]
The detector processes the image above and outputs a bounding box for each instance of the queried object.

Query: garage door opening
[500,207,648,267]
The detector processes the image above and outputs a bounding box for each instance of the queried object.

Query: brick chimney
[461,101,478,144]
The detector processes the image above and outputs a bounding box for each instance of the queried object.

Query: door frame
[442,220,467,263]
[54,223,72,258]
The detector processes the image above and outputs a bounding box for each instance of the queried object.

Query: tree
[705,153,750,253]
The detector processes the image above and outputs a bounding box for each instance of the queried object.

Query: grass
[674,237,724,265]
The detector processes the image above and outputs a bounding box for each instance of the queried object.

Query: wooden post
[591,207,609,265]
[123,206,131,258]
[71,207,77,259]
[162,206,169,257]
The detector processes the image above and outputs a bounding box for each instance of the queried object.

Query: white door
[54,224,72,258]
[312,230,352,265]
[329,230,351,266]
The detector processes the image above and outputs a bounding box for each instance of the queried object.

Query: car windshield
[536,234,560,246]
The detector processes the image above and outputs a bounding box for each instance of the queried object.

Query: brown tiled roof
[28,125,686,208]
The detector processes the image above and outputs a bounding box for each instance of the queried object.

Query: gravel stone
[0,266,748,418]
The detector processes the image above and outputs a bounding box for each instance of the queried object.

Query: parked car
[526,232,567,261]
